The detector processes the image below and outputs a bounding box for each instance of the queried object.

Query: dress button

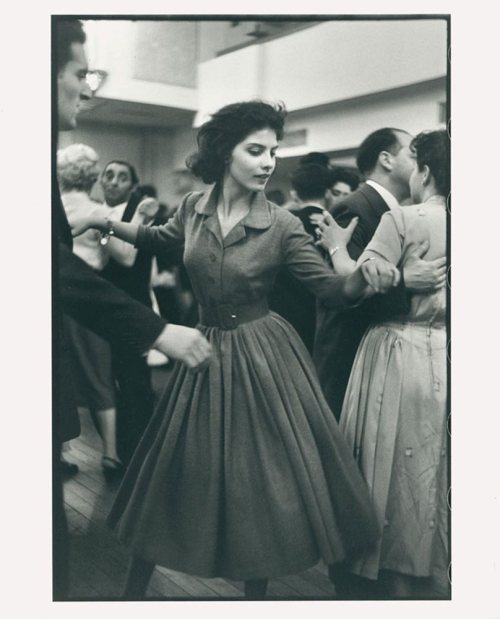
[209,253,217,262]
[384,519,389,527]
[405,447,413,457]
[208,276,215,284]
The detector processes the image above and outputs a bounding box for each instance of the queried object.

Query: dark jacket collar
[358,182,391,218]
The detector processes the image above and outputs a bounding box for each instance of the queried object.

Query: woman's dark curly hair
[411,129,450,196]
[186,100,287,184]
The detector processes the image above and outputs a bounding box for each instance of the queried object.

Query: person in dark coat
[53,18,211,599]
[269,163,333,352]
[98,161,158,466]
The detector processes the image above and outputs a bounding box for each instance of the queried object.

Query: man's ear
[378,150,393,173]
[289,189,298,203]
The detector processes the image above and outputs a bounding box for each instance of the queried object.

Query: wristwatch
[99,218,115,246]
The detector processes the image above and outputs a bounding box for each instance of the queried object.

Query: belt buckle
[218,304,238,330]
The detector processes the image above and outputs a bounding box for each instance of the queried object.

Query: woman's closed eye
[247,148,278,158]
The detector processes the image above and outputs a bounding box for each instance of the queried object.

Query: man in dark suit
[269,163,333,352]
[97,160,159,464]
[53,18,211,599]
[314,127,446,420]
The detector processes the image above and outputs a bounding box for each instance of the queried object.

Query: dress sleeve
[135,193,190,255]
[358,209,405,266]
[282,215,349,310]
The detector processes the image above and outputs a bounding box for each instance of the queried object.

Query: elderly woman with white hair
[58,143,124,481]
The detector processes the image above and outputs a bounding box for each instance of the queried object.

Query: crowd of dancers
[54,19,449,601]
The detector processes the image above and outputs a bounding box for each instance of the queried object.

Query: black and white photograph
[2,2,500,617]
[53,13,450,602]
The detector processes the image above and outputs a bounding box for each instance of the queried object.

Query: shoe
[102,456,125,482]
[60,458,79,478]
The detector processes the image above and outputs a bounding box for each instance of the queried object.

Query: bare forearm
[92,213,140,246]
[330,246,356,275]
[341,267,370,302]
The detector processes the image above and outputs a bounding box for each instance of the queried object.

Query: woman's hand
[137,197,160,223]
[70,215,97,237]
[343,256,400,301]
[315,212,359,253]
[360,257,401,294]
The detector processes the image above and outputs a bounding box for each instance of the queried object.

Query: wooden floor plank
[156,566,221,598]
[193,576,243,597]
[277,571,333,599]
[148,570,193,598]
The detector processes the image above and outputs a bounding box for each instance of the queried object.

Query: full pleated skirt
[340,322,448,587]
[107,312,380,580]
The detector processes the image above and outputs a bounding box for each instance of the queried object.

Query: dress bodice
[360,196,447,324]
[136,186,351,313]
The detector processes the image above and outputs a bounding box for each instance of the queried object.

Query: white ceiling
[77,97,196,130]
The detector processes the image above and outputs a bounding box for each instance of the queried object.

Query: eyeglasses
[85,70,108,93]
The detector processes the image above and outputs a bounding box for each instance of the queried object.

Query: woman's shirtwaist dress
[340,196,448,587]
[107,186,380,580]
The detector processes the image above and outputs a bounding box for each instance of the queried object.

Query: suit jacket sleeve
[58,243,166,355]
[334,206,411,321]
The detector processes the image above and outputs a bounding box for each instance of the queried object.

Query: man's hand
[153,324,212,370]
[403,240,447,292]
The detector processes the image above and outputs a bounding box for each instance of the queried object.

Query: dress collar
[423,194,446,206]
[194,184,272,230]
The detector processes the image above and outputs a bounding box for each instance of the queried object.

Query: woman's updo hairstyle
[411,129,450,196]
[186,100,287,184]
[57,143,99,193]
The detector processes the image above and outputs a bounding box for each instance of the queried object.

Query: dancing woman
[317,129,449,598]
[72,101,399,599]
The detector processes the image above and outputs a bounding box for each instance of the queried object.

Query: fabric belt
[199,300,269,330]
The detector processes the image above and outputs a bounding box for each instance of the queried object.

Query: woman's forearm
[108,220,140,245]
[341,267,371,302]
[91,213,140,246]
[329,246,356,276]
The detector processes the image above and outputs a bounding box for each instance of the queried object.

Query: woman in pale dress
[316,129,449,598]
